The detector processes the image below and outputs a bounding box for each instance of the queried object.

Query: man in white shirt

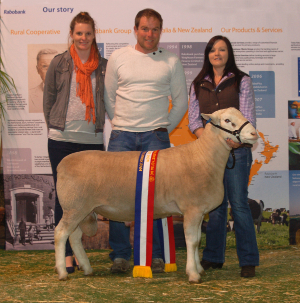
[104,8,188,273]
[289,122,297,139]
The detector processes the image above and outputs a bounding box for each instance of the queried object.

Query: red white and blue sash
[157,217,176,271]
[133,151,177,278]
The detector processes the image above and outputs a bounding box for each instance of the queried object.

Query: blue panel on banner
[179,42,206,69]
[2,148,32,174]
[159,42,206,93]
[97,43,104,58]
[250,71,275,118]
[158,42,180,57]
[298,58,300,97]
[184,68,201,92]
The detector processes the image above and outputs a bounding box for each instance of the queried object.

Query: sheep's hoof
[189,278,203,284]
[83,268,93,276]
[57,269,69,281]
[187,272,202,284]
[58,273,69,281]
[59,276,69,281]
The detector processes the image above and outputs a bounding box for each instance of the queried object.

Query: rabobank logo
[4,9,26,14]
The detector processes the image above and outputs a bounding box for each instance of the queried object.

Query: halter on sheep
[54,107,258,283]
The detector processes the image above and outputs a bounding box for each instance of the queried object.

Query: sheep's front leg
[184,211,203,283]
[69,226,93,276]
[195,216,205,274]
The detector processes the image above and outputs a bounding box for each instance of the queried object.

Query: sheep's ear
[201,112,219,125]
[202,109,226,125]
[201,113,210,121]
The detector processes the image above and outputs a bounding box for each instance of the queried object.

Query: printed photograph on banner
[28,44,67,113]
[287,102,300,244]
[289,146,300,168]
[288,100,300,119]
[3,174,55,251]
[288,102,300,170]
[288,120,300,141]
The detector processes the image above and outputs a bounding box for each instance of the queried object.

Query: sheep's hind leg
[69,226,93,276]
[54,222,70,280]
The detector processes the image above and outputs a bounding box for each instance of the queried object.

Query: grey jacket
[43,50,107,132]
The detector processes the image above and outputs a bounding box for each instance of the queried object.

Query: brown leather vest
[197,75,239,125]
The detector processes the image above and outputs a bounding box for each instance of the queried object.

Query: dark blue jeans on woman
[202,147,259,267]
[48,138,103,257]
[107,129,171,261]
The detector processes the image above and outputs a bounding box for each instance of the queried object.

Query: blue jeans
[48,139,103,257]
[108,130,171,261]
[202,147,259,267]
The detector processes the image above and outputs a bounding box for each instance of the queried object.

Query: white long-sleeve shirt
[104,46,188,133]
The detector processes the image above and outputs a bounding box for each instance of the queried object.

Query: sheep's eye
[225,119,236,127]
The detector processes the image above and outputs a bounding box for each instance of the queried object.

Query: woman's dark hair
[192,35,246,96]
[69,12,100,59]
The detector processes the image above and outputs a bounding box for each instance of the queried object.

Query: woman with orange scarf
[43,12,107,273]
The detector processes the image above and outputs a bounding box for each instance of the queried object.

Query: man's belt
[153,128,168,132]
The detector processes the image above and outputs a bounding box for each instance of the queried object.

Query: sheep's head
[202,107,258,145]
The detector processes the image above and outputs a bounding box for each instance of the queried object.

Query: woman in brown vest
[188,36,259,277]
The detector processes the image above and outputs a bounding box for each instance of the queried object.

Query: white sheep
[54,107,258,283]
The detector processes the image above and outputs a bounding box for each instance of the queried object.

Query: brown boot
[111,258,130,273]
[151,258,165,273]
[241,266,255,277]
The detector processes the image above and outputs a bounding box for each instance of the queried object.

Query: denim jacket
[43,50,107,133]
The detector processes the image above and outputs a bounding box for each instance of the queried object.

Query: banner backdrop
[1,0,300,249]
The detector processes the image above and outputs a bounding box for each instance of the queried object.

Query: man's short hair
[135,8,163,29]
[36,49,58,63]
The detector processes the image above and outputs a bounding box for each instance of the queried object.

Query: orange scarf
[69,44,99,124]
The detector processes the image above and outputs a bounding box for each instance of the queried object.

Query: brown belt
[153,128,168,132]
